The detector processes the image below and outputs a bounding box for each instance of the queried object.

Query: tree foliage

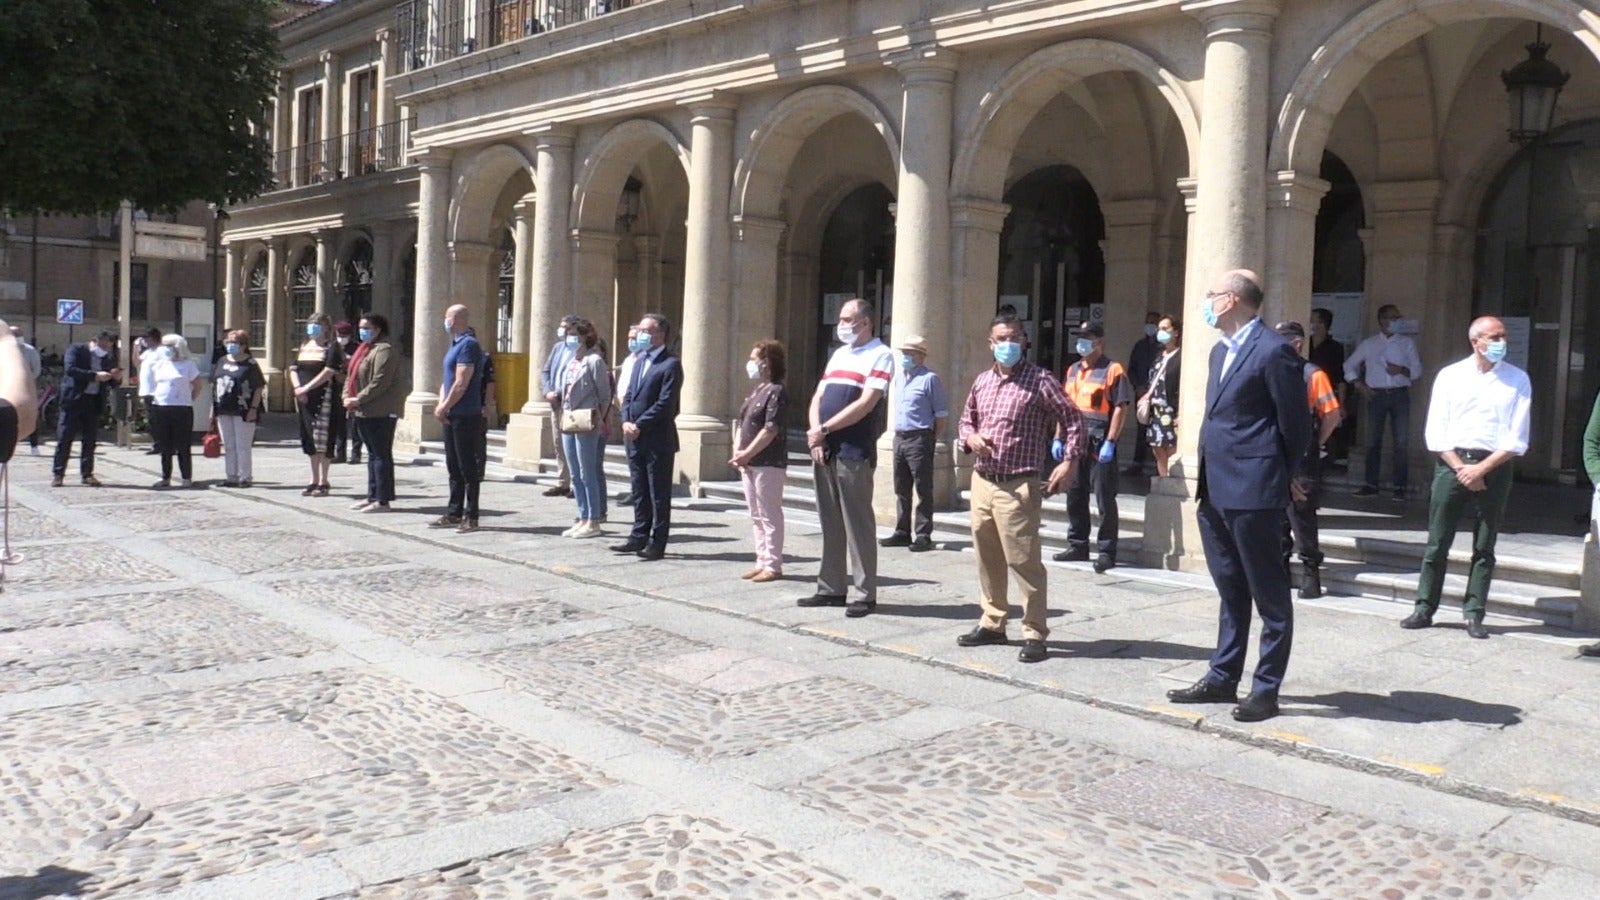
[0,0,281,215]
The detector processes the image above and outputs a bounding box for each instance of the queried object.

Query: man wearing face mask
[433,305,487,533]
[799,299,895,618]
[539,314,580,498]
[1345,304,1423,499]
[613,313,681,561]
[1053,321,1133,573]
[1401,316,1530,640]
[1307,308,1348,466]
[957,313,1083,663]
[52,331,122,487]
[879,335,948,553]
[1165,270,1310,723]
[1124,311,1161,476]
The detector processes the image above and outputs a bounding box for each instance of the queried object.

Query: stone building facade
[224,0,1600,571]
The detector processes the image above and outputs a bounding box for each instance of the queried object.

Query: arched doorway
[997,165,1105,374]
[290,248,316,350]
[817,182,895,356]
[496,228,515,352]
[1476,119,1600,476]
[246,257,268,351]
[341,239,374,327]
[1313,152,1366,297]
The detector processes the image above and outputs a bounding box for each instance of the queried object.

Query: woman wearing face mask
[212,330,266,487]
[147,334,203,488]
[289,312,346,496]
[732,340,789,582]
[559,317,613,538]
[1143,316,1183,477]
[343,315,404,512]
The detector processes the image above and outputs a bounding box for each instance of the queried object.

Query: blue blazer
[622,349,681,454]
[1197,322,1312,511]
[58,342,114,410]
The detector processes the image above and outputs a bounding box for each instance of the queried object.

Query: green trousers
[1414,460,1514,618]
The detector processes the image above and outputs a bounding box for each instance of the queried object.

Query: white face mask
[91,345,109,358]
[745,360,761,380]
[835,321,857,345]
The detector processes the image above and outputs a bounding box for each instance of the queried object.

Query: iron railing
[269,120,415,191]
[397,0,644,72]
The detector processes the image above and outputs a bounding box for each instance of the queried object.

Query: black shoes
[956,626,1008,647]
[845,601,875,618]
[1232,691,1280,722]
[1017,639,1047,663]
[1579,642,1600,658]
[1052,547,1090,562]
[909,537,935,553]
[797,593,847,608]
[1299,563,1323,600]
[1399,610,1434,630]
[543,485,572,497]
[636,545,665,562]
[1466,616,1490,640]
[1093,554,1114,574]
[1355,485,1379,497]
[878,532,912,548]
[1166,678,1240,704]
[612,540,648,553]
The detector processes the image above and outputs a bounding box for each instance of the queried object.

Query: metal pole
[117,200,133,447]
[28,213,39,339]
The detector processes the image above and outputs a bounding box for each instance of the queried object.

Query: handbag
[1136,393,1154,426]
[1137,354,1171,426]
[559,407,597,434]
[202,425,222,458]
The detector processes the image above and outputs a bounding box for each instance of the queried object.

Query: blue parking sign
[56,298,85,325]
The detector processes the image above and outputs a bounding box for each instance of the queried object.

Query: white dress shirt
[1423,355,1532,455]
[1344,331,1423,389]
[1219,317,1262,381]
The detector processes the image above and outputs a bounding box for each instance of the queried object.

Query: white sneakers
[563,522,604,538]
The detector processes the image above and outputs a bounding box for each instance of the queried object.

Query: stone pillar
[634,234,661,311]
[729,215,787,412]
[263,237,290,409]
[222,243,244,332]
[1142,2,1280,571]
[948,198,1011,499]
[879,51,958,521]
[675,98,738,490]
[370,222,396,321]
[504,127,574,470]
[509,197,536,353]
[571,228,620,358]
[448,239,497,340]
[400,149,453,448]
[1263,171,1330,327]
[1100,197,1164,451]
[1368,179,1442,481]
[313,230,335,316]
[320,50,342,180]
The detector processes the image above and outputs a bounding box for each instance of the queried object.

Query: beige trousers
[971,472,1050,640]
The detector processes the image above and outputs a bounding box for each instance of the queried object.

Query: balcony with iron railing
[396,0,648,72]
[270,119,417,191]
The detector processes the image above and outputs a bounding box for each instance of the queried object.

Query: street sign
[134,220,208,261]
[134,221,208,240]
[55,298,85,325]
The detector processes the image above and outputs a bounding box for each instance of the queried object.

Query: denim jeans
[356,416,397,503]
[1364,388,1410,490]
[562,429,605,521]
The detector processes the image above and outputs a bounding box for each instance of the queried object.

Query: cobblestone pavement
[0,435,1597,898]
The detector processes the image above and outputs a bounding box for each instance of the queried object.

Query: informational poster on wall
[821,293,853,325]
[1501,316,1532,371]
[1088,303,1106,328]
[1311,292,1365,347]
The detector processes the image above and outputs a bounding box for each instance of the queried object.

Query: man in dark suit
[612,313,681,562]
[1166,270,1312,723]
[53,331,123,488]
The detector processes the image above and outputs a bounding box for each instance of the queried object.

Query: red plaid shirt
[959,359,1084,476]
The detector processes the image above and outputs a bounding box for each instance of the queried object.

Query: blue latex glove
[1050,439,1065,462]
[1097,439,1116,464]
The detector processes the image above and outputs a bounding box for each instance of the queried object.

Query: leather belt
[974,469,1036,484]
[1454,448,1491,463]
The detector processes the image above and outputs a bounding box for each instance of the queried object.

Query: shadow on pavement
[0,865,96,900]
[1050,638,1213,660]
[1285,690,1524,726]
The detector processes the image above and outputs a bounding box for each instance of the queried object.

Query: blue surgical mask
[899,354,916,370]
[1199,295,1220,329]
[1075,338,1094,356]
[160,346,173,359]
[306,323,322,338]
[746,360,761,380]
[443,319,453,334]
[1483,340,1508,364]
[556,326,567,339]
[1144,324,1157,338]
[630,334,651,354]
[224,342,241,356]
[1156,329,1173,345]
[565,334,580,348]
[357,328,372,342]
[993,341,1022,367]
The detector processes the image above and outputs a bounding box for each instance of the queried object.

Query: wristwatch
[819,424,830,436]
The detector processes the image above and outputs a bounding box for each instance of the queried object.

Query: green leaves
[0,0,281,215]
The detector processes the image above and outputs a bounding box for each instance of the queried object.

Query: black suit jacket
[622,348,681,454]
[1197,322,1312,511]
[59,342,114,410]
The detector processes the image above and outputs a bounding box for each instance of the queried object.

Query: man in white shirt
[614,324,642,506]
[1400,316,1531,639]
[1344,304,1423,499]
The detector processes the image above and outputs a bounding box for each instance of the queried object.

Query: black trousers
[892,429,935,539]
[356,416,397,503]
[1198,501,1293,694]
[443,414,484,519]
[52,400,99,478]
[627,444,674,548]
[1066,432,1119,557]
[149,405,193,481]
[1282,478,1324,567]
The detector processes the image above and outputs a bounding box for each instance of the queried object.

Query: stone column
[504,127,574,471]
[447,239,497,339]
[675,98,738,490]
[570,228,620,358]
[370,222,395,321]
[729,216,786,370]
[634,234,661,311]
[1264,171,1330,327]
[948,198,1011,499]
[313,230,335,316]
[263,237,290,409]
[320,50,342,181]
[509,196,536,353]
[400,149,453,448]
[1368,179,1442,481]
[222,243,244,332]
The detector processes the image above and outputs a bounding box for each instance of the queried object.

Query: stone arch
[951,39,1201,203]
[1269,0,1600,174]
[572,118,689,232]
[732,84,901,221]
[447,142,535,245]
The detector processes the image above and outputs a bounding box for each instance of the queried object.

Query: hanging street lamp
[1502,24,1570,144]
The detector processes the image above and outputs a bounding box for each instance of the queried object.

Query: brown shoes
[429,515,462,528]
[51,475,65,487]
[741,568,762,580]
[457,519,479,534]
[750,571,780,583]
[82,475,102,487]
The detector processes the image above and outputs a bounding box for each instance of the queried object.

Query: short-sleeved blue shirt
[442,332,485,417]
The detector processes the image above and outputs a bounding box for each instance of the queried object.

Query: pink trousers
[741,465,786,573]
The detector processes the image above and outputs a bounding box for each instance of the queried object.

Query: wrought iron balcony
[396,0,644,72]
[269,120,416,191]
